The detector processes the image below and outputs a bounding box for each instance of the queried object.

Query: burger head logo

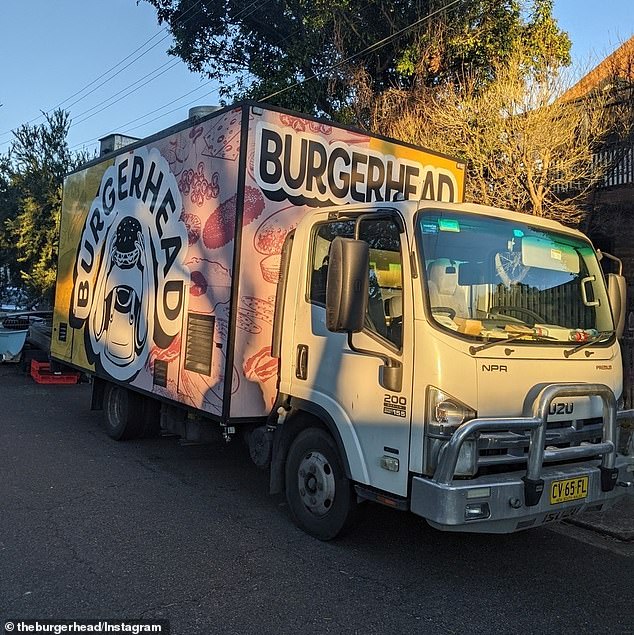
[70,147,188,381]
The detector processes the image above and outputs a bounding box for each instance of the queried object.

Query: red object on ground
[30,359,80,385]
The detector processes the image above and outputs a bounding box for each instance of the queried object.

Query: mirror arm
[598,250,623,275]
[346,332,393,366]
[580,275,600,307]
[346,333,403,392]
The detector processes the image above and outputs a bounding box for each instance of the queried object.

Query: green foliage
[144,0,570,121]
[0,110,90,306]
[521,0,571,75]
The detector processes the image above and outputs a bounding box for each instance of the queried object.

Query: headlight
[426,386,476,435]
[425,387,477,477]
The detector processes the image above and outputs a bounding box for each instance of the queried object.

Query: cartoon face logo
[92,216,149,367]
[70,147,188,381]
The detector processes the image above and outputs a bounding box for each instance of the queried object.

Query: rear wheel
[103,383,144,440]
[285,428,357,540]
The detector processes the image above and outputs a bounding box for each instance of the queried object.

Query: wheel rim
[297,450,336,517]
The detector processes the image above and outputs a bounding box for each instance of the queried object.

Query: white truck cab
[271,200,634,538]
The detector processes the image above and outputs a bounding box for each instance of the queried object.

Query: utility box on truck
[52,104,464,423]
[52,103,633,541]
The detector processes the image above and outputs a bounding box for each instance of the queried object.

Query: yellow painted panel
[51,161,113,369]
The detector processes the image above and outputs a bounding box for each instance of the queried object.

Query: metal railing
[553,139,634,194]
[595,142,634,188]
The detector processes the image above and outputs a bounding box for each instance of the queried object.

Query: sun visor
[521,237,580,273]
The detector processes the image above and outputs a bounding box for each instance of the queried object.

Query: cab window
[308,218,403,349]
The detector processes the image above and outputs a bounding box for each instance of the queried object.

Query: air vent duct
[184,313,215,375]
[188,105,221,119]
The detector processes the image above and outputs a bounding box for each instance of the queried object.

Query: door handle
[296,345,309,380]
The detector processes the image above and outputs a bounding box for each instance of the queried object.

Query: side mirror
[326,237,369,333]
[606,273,627,338]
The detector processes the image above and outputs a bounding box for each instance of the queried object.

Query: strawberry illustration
[203,186,265,250]
[203,195,236,249]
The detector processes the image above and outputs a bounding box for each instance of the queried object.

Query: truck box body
[51,104,466,422]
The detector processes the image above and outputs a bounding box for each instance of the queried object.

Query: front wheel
[285,428,357,540]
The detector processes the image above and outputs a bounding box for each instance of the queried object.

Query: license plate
[549,476,589,504]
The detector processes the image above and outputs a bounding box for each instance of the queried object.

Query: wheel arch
[269,397,354,495]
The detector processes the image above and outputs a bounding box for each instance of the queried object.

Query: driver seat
[427,259,469,318]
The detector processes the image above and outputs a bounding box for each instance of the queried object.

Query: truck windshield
[417,210,614,344]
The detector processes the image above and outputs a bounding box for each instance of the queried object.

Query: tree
[369,51,614,226]
[0,110,90,306]
[0,154,22,306]
[144,0,570,123]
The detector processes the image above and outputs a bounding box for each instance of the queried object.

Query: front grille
[476,417,604,474]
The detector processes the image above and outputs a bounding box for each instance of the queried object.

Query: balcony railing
[554,139,634,195]
[594,141,634,188]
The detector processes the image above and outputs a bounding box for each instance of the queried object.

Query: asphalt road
[1,363,632,635]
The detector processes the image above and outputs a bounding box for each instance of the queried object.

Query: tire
[103,383,145,441]
[285,428,357,541]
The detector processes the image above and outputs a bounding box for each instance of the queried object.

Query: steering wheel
[488,305,545,325]
[432,306,456,319]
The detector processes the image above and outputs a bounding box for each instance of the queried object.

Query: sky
[0,0,632,157]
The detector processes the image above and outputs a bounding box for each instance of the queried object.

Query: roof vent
[188,105,221,119]
[99,133,140,157]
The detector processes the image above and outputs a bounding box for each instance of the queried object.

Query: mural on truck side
[69,147,188,382]
[61,110,245,416]
[54,106,464,420]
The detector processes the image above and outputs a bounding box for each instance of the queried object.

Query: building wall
[586,184,634,407]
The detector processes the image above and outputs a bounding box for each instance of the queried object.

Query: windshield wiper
[563,331,615,358]
[469,332,552,355]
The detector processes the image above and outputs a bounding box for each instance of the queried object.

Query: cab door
[289,213,414,497]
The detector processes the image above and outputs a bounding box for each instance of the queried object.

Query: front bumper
[411,457,633,533]
[411,382,634,533]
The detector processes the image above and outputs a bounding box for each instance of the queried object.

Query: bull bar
[411,383,634,533]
